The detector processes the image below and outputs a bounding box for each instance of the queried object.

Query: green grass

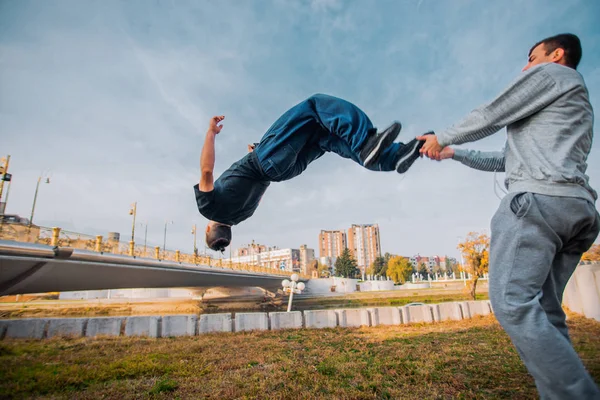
[295,292,489,310]
[0,314,598,399]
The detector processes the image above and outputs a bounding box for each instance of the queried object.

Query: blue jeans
[254,94,402,181]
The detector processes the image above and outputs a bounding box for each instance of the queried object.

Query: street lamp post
[163,220,173,258]
[0,155,11,216]
[128,202,137,256]
[129,202,137,242]
[29,175,50,228]
[282,273,305,312]
[191,224,197,256]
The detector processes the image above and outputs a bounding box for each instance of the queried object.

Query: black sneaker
[360,122,402,168]
[395,131,433,174]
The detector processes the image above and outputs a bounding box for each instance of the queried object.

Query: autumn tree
[317,262,331,278]
[367,256,387,278]
[458,232,490,300]
[335,248,359,278]
[387,256,413,284]
[582,243,600,261]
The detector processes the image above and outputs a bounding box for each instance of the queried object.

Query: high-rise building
[347,224,381,276]
[318,230,347,266]
[299,244,316,275]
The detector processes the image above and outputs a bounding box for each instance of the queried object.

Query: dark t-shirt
[194,151,270,225]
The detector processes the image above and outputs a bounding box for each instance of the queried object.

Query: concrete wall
[359,280,395,292]
[1,300,498,339]
[563,262,600,322]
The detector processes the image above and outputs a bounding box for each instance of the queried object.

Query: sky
[1,0,599,261]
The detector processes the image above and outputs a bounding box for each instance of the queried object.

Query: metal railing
[0,222,308,278]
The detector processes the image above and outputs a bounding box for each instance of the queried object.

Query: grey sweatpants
[489,192,600,400]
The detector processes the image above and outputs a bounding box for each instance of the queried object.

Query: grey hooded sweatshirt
[437,62,596,203]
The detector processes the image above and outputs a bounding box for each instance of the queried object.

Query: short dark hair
[206,224,231,252]
[529,33,582,69]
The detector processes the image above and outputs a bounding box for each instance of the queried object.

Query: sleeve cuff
[452,149,468,162]
[436,130,453,148]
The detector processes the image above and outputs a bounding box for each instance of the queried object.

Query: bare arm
[199,115,225,192]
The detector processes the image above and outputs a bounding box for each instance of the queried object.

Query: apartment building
[347,224,381,277]
[318,229,347,266]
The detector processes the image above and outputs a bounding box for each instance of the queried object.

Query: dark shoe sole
[395,138,424,174]
[363,122,402,168]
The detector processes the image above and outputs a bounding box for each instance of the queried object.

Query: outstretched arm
[199,115,225,192]
[420,65,560,158]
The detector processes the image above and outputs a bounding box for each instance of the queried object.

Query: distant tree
[317,261,331,278]
[335,248,359,278]
[386,256,413,284]
[432,264,442,276]
[582,243,600,261]
[418,263,428,279]
[458,232,490,300]
[384,252,393,265]
[444,255,454,275]
[370,256,387,278]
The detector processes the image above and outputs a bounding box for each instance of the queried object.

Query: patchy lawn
[0,314,598,399]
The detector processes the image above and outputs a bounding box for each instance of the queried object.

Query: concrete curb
[0,300,494,339]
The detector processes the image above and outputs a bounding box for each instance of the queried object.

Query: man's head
[523,33,582,72]
[205,221,231,251]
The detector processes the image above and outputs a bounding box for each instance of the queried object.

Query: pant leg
[254,96,327,181]
[255,93,399,179]
[310,94,402,171]
[489,192,600,400]
[539,252,581,343]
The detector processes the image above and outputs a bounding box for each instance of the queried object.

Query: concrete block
[125,316,160,338]
[563,273,584,314]
[486,300,494,314]
[303,310,337,329]
[574,264,600,321]
[336,308,370,328]
[199,313,233,333]
[161,315,197,337]
[401,305,434,323]
[464,301,491,317]
[234,312,268,332]
[432,302,463,322]
[269,311,303,330]
[368,307,402,326]
[47,318,87,338]
[86,317,123,337]
[3,319,47,339]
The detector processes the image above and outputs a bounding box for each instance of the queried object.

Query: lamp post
[128,202,137,256]
[129,202,137,242]
[163,220,173,257]
[29,175,50,228]
[0,155,11,217]
[281,273,305,312]
[191,224,198,256]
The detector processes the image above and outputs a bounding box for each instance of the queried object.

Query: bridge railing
[0,223,308,278]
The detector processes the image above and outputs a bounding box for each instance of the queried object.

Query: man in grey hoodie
[419,33,599,399]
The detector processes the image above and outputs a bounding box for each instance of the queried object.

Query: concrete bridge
[0,241,300,296]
